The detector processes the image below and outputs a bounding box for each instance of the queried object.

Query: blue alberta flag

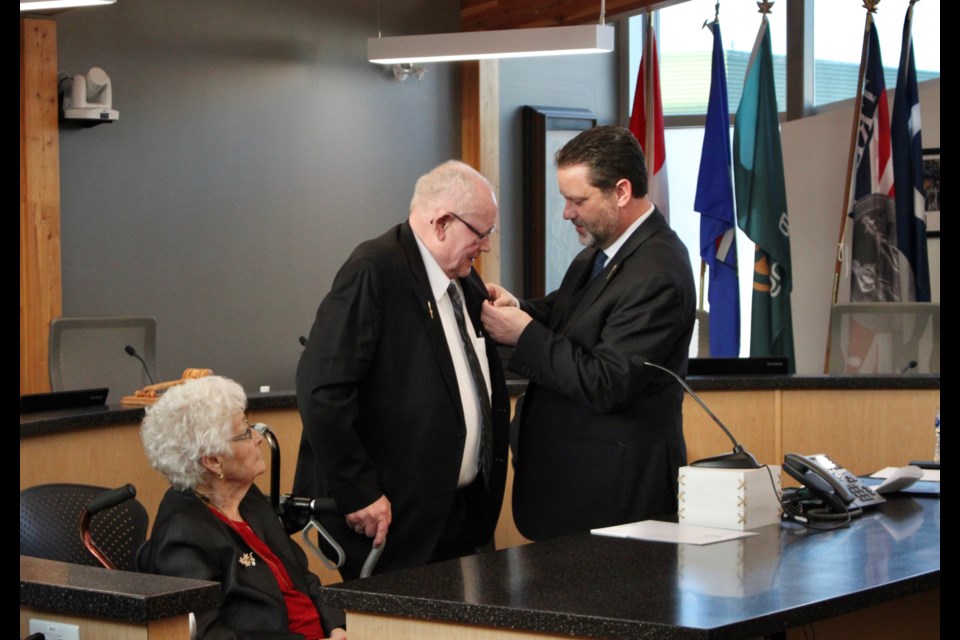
[695,21,739,357]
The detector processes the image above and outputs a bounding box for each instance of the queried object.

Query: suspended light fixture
[368,0,614,64]
[368,24,614,64]
[20,0,115,10]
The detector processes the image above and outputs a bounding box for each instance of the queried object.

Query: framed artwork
[522,106,597,298]
[922,147,940,237]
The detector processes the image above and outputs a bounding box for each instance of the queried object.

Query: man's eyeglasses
[445,211,496,242]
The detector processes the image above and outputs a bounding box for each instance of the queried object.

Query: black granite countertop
[20,555,219,622]
[320,496,940,639]
[19,392,298,439]
[21,375,939,439]
[684,373,940,391]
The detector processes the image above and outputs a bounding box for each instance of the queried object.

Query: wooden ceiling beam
[462,0,684,32]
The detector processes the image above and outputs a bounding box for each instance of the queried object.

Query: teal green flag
[733,16,796,372]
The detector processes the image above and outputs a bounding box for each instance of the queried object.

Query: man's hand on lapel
[485,283,520,308]
[482,300,532,346]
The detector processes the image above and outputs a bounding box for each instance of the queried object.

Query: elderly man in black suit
[482,126,695,541]
[294,161,509,579]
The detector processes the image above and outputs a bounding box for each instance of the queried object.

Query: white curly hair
[140,376,247,490]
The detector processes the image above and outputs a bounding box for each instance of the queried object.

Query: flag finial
[862,0,880,14]
[757,1,774,15]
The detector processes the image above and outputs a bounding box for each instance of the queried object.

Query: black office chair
[20,483,149,572]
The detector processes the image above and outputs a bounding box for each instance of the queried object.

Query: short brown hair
[555,125,648,198]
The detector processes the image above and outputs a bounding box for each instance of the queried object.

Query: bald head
[410,161,495,218]
[408,161,498,279]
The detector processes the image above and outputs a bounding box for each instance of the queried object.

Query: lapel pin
[239,552,256,567]
[427,300,434,320]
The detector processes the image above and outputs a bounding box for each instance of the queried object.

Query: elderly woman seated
[138,376,346,640]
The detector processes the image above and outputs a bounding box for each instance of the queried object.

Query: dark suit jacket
[511,209,695,540]
[138,485,344,640]
[293,222,509,578]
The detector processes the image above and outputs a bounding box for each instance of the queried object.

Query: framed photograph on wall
[923,147,940,236]
[522,106,597,298]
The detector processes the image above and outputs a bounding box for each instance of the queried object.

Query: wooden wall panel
[461,60,501,284]
[781,389,940,476]
[22,607,148,640]
[462,0,685,31]
[21,606,193,640]
[346,611,571,640]
[20,17,62,395]
[683,390,780,466]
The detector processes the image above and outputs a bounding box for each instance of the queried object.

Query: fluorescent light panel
[21,0,114,10]
[368,24,615,64]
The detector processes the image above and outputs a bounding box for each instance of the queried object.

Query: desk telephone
[783,453,886,512]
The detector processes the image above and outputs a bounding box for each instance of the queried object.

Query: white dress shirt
[414,232,491,487]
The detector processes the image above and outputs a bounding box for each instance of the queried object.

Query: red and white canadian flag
[629,15,669,222]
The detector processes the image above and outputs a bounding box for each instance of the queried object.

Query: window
[813,0,939,107]
[628,1,787,117]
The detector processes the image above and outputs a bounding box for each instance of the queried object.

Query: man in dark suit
[482,126,695,541]
[294,161,509,579]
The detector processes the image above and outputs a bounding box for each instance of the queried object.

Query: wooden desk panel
[781,388,940,476]
[682,390,779,465]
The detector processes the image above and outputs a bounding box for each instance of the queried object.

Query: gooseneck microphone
[899,360,918,375]
[631,356,761,469]
[124,344,156,385]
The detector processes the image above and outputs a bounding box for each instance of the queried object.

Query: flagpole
[644,12,657,181]
[823,0,878,373]
[698,261,706,312]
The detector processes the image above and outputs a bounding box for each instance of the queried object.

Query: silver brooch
[239,552,256,567]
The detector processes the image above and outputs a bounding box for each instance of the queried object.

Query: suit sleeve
[512,270,690,414]
[520,291,556,324]
[297,255,385,514]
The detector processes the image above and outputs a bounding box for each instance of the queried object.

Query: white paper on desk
[591,520,757,546]
[872,466,940,482]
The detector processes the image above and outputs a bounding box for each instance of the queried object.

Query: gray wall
[497,50,620,294]
[55,0,461,392]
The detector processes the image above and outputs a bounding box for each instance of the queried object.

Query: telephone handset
[783,453,886,512]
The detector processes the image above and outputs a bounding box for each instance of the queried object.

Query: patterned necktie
[590,250,608,280]
[447,282,493,488]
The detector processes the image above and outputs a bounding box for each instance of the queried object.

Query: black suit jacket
[138,485,343,640]
[511,209,695,540]
[293,222,509,578]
